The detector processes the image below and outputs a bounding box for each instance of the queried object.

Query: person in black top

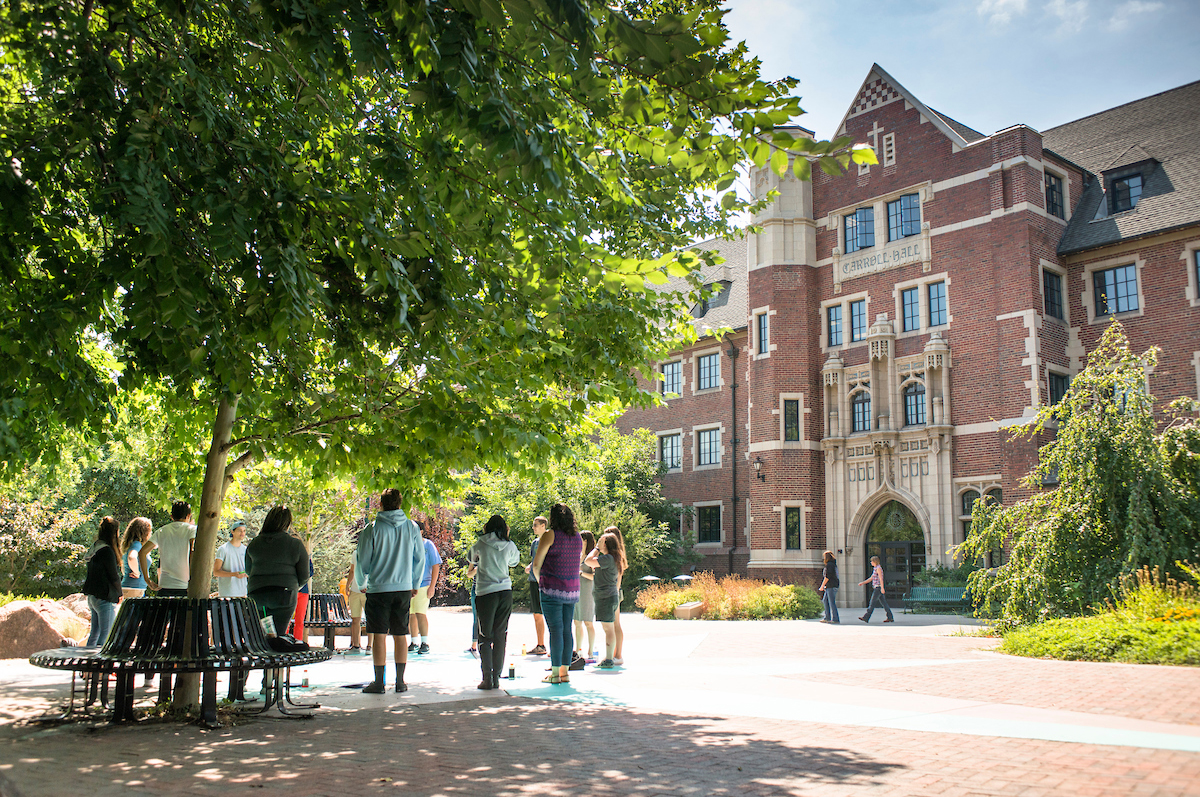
[83,516,123,645]
[818,550,840,624]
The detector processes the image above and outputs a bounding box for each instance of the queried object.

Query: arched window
[959,488,1006,563]
[851,391,871,433]
[903,382,926,426]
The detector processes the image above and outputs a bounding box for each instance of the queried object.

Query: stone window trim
[1039,260,1070,325]
[820,290,871,351]
[779,500,808,552]
[693,500,724,547]
[891,272,952,340]
[775,393,809,447]
[751,305,776,359]
[954,479,1003,546]
[692,423,724,471]
[824,182,933,249]
[1047,369,1071,407]
[849,387,872,434]
[1041,163,1071,223]
[900,377,927,427]
[1192,352,1200,404]
[1080,254,1146,325]
[656,428,684,473]
[660,359,683,398]
[1181,240,1200,309]
[690,347,724,395]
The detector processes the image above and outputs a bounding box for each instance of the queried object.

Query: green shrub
[640,587,701,619]
[1000,564,1200,666]
[0,591,50,608]
[1001,616,1200,666]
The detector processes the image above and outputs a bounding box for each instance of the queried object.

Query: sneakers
[417,642,430,654]
[597,659,615,669]
[407,641,419,652]
[569,653,586,671]
[395,682,408,693]
[362,682,386,694]
[529,645,547,655]
[613,657,623,665]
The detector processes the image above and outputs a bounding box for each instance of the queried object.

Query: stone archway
[863,500,926,607]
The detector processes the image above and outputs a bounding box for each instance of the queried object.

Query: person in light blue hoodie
[355,488,425,694]
[468,514,521,690]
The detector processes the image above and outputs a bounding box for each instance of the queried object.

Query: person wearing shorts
[346,562,369,653]
[407,527,442,654]
[585,530,625,668]
[355,489,425,694]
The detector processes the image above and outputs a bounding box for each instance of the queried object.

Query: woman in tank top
[120,517,153,598]
[531,503,583,684]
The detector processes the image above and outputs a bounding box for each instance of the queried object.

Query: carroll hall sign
[832,222,932,288]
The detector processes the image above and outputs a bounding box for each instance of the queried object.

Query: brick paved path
[1,609,1197,797]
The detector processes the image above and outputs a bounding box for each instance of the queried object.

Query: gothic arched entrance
[864,500,926,607]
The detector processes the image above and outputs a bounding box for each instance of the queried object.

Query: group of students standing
[81,500,313,652]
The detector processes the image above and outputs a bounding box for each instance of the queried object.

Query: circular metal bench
[303,593,354,649]
[30,596,331,725]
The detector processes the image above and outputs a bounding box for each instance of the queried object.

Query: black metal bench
[903,586,971,613]
[30,596,331,726]
[303,593,353,649]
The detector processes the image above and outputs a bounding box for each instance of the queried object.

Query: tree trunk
[173,394,239,710]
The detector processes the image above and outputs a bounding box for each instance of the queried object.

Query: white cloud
[1108,0,1164,31]
[978,0,1028,24]
[1047,0,1089,34]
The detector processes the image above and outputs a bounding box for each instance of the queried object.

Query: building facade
[616,65,1200,608]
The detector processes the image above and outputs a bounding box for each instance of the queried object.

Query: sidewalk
[1,607,1198,796]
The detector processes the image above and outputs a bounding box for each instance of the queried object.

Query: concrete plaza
[1,607,1198,796]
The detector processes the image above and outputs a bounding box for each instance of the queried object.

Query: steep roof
[1042,80,1200,254]
[835,64,987,150]
[653,236,747,338]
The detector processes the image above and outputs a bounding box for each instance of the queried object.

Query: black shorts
[364,590,412,636]
[594,590,619,623]
[528,583,542,614]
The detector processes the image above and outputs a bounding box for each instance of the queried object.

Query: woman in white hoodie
[468,514,520,690]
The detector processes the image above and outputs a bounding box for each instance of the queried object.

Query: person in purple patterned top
[532,503,583,684]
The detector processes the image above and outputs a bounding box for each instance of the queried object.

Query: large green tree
[961,324,1200,627]
[1,0,869,706]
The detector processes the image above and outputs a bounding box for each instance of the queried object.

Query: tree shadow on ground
[2,696,906,796]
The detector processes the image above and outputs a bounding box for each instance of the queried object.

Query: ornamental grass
[635,572,822,620]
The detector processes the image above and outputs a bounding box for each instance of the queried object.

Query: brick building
[615,65,1200,609]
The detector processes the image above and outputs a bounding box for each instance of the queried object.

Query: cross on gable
[867,121,884,152]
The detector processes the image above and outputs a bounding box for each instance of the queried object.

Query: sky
[723,0,1200,139]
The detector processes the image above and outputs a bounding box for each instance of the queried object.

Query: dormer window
[1110,173,1143,213]
[693,280,732,318]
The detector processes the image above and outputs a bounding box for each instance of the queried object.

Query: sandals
[540,673,570,685]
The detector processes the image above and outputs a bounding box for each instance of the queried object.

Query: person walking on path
[523,516,549,655]
[408,523,442,654]
[119,517,153,599]
[213,520,249,598]
[467,514,520,690]
[355,489,425,694]
[574,531,597,662]
[143,501,196,596]
[531,503,583,684]
[858,554,894,623]
[245,506,311,636]
[585,529,625,668]
[83,516,123,646]
[819,550,840,624]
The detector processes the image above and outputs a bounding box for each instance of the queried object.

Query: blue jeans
[87,595,118,646]
[539,595,576,668]
[863,587,893,622]
[822,586,840,623]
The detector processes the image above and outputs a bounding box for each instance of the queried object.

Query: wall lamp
[754,456,766,482]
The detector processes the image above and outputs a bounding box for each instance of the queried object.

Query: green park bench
[903,585,970,614]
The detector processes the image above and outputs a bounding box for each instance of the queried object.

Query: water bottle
[508,662,515,680]
[302,669,309,688]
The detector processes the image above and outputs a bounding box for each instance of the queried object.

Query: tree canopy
[1,0,871,701]
[961,323,1200,627]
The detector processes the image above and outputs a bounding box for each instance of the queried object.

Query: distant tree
[457,426,695,601]
[0,491,92,595]
[961,323,1200,626]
